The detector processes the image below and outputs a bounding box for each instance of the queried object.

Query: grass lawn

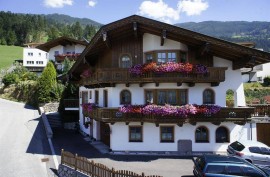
[0,45,23,70]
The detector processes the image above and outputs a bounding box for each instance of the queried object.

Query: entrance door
[257,123,270,146]
[100,122,110,147]
[178,140,192,154]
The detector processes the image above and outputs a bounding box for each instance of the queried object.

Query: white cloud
[138,0,180,24]
[178,0,208,16]
[44,0,73,8]
[88,0,97,7]
[138,0,209,23]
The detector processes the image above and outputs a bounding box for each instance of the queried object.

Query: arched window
[120,90,131,104]
[195,126,209,143]
[120,54,131,68]
[216,126,229,143]
[203,89,215,104]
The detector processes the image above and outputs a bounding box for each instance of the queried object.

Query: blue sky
[0,0,269,24]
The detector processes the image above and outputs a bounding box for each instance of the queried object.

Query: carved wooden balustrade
[89,107,254,125]
[81,67,227,87]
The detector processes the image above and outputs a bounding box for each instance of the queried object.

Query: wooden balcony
[247,104,270,117]
[88,107,254,125]
[63,99,79,110]
[55,53,81,62]
[81,67,227,87]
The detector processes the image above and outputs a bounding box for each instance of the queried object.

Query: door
[257,123,270,146]
[100,122,110,147]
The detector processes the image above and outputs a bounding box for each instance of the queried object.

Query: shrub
[2,73,19,86]
[263,76,270,86]
[37,61,57,103]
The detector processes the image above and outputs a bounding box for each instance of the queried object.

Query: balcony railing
[247,104,270,117]
[88,107,254,125]
[55,53,81,62]
[81,67,227,87]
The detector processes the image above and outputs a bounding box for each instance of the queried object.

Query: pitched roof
[36,36,88,52]
[69,15,270,79]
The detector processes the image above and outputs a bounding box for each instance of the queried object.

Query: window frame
[119,53,132,68]
[129,126,143,142]
[216,126,229,143]
[203,89,215,104]
[144,50,188,64]
[195,126,209,143]
[144,89,188,105]
[160,126,174,143]
[120,89,131,105]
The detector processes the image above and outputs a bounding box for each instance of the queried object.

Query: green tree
[62,58,75,74]
[37,61,57,103]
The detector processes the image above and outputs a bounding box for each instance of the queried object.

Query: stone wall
[42,102,59,113]
[58,164,88,177]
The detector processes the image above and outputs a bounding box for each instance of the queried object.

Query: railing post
[111,167,115,177]
[142,172,145,177]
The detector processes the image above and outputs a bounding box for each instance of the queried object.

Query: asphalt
[50,128,195,177]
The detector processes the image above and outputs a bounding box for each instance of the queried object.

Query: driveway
[52,128,195,177]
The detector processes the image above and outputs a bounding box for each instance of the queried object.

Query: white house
[67,15,270,153]
[23,43,49,72]
[37,37,87,71]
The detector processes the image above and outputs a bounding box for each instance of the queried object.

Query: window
[180,51,187,63]
[28,52,33,56]
[82,91,88,104]
[195,126,209,143]
[129,126,143,142]
[249,147,262,154]
[157,52,177,64]
[160,126,174,142]
[158,90,177,105]
[167,52,177,62]
[39,53,41,57]
[145,53,154,63]
[120,54,131,68]
[216,126,229,143]
[226,166,243,176]
[144,89,188,105]
[242,166,264,177]
[206,165,225,174]
[54,51,59,56]
[120,90,131,104]
[145,90,154,104]
[203,89,215,104]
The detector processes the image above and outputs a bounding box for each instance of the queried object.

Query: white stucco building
[37,37,87,71]
[67,15,270,153]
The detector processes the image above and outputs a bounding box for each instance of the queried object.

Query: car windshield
[230,141,245,151]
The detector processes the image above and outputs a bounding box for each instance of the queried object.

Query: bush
[263,76,270,86]
[2,73,19,86]
[37,61,57,103]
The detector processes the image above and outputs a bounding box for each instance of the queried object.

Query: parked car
[227,140,270,166]
[193,154,269,177]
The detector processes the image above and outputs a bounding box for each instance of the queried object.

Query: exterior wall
[49,45,64,61]
[110,122,256,152]
[23,48,48,67]
[75,44,86,53]
[143,33,188,53]
[257,63,270,82]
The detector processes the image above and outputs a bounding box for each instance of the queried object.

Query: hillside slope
[0,45,23,70]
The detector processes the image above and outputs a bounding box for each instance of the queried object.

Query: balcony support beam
[160,30,166,46]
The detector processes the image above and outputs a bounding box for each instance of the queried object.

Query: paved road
[0,98,51,177]
[52,128,195,177]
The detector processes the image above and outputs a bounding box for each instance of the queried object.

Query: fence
[61,149,162,177]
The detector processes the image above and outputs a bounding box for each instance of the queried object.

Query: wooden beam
[177,123,183,127]
[177,82,182,86]
[189,122,197,126]
[160,30,166,46]
[125,122,129,125]
[133,22,138,39]
[139,83,144,87]
[199,42,211,55]
[126,83,130,87]
[155,123,159,127]
[211,82,220,87]
[212,121,221,126]
[102,31,111,48]
[188,82,195,87]
[141,122,144,126]
[155,83,159,87]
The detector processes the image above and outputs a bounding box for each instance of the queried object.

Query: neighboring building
[23,43,49,72]
[37,37,87,71]
[67,15,270,153]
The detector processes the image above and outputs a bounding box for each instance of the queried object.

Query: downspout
[250,122,253,140]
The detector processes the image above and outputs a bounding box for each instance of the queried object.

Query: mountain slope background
[0,11,270,52]
[176,21,270,52]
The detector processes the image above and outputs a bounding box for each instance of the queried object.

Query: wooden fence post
[111,167,115,177]
[142,172,145,177]
[75,153,78,171]
[61,149,64,165]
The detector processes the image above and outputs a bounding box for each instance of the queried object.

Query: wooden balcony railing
[63,99,79,109]
[55,53,81,62]
[247,104,270,117]
[88,107,254,125]
[81,67,227,87]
